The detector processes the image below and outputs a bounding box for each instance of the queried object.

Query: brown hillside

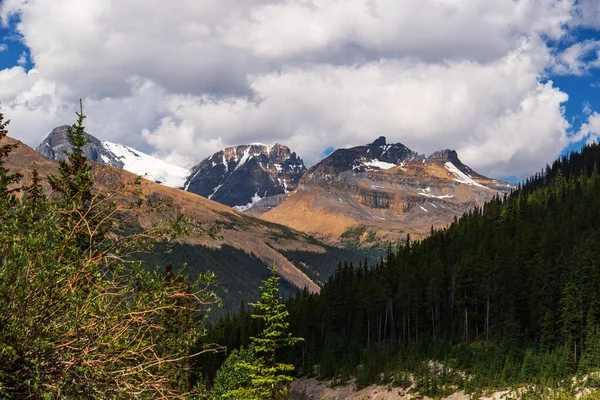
[3,136,323,292]
[262,158,512,245]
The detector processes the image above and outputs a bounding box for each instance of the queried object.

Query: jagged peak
[369,136,387,147]
[428,149,461,163]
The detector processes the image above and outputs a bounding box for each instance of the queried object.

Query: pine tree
[47,100,93,206]
[560,281,583,363]
[227,265,304,399]
[0,108,22,207]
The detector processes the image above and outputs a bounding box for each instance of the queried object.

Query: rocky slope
[262,137,514,245]
[37,125,189,187]
[183,143,306,210]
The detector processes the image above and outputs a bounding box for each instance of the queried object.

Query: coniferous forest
[200,143,600,397]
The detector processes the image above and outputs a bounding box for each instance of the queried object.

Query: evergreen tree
[47,100,93,206]
[0,108,22,207]
[227,265,304,399]
[210,345,261,399]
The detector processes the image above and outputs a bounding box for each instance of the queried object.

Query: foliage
[209,345,261,399]
[225,266,303,399]
[0,105,221,398]
[136,243,299,318]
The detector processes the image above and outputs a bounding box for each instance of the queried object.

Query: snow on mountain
[36,126,189,188]
[183,143,306,209]
[101,141,189,188]
[361,159,398,170]
[444,162,486,188]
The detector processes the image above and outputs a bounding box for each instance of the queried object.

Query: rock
[370,136,387,146]
[183,143,307,209]
[36,125,124,168]
[262,137,515,246]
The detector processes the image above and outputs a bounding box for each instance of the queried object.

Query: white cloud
[142,41,568,179]
[0,0,594,179]
[572,0,600,29]
[16,50,27,66]
[551,40,600,75]
[573,111,600,145]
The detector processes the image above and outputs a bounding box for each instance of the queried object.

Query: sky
[1,0,600,181]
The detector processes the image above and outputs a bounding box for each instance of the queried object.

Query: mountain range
[35,127,513,248]
[262,136,513,245]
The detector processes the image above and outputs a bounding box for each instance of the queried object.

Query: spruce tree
[227,265,304,399]
[0,108,22,206]
[47,99,93,206]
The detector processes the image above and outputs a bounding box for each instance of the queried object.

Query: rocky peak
[36,125,124,168]
[427,149,480,178]
[428,149,460,164]
[36,126,190,187]
[306,137,421,180]
[369,136,387,147]
[183,143,307,210]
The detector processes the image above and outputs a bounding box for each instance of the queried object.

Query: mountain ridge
[36,125,190,187]
[182,143,307,210]
[261,136,514,245]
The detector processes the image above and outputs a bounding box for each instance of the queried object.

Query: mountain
[182,143,306,211]
[261,136,513,245]
[8,135,365,315]
[36,125,189,188]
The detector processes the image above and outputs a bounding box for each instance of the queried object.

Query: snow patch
[362,160,397,170]
[420,206,429,212]
[233,191,264,212]
[102,141,189,188]
[235,146,252,172]
[222,155,229,173]
[418,188,454,199]
[445,162,485,188]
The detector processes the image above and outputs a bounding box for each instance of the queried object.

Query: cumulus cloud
[0,44,7,52]
[573,111,600,145]
[141,40,568,178]
[0,0,595,178]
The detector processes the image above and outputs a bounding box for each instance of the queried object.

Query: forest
[200,142,600,397]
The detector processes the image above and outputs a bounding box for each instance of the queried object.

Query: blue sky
[0,12,30,70]
[1,0,600,181]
